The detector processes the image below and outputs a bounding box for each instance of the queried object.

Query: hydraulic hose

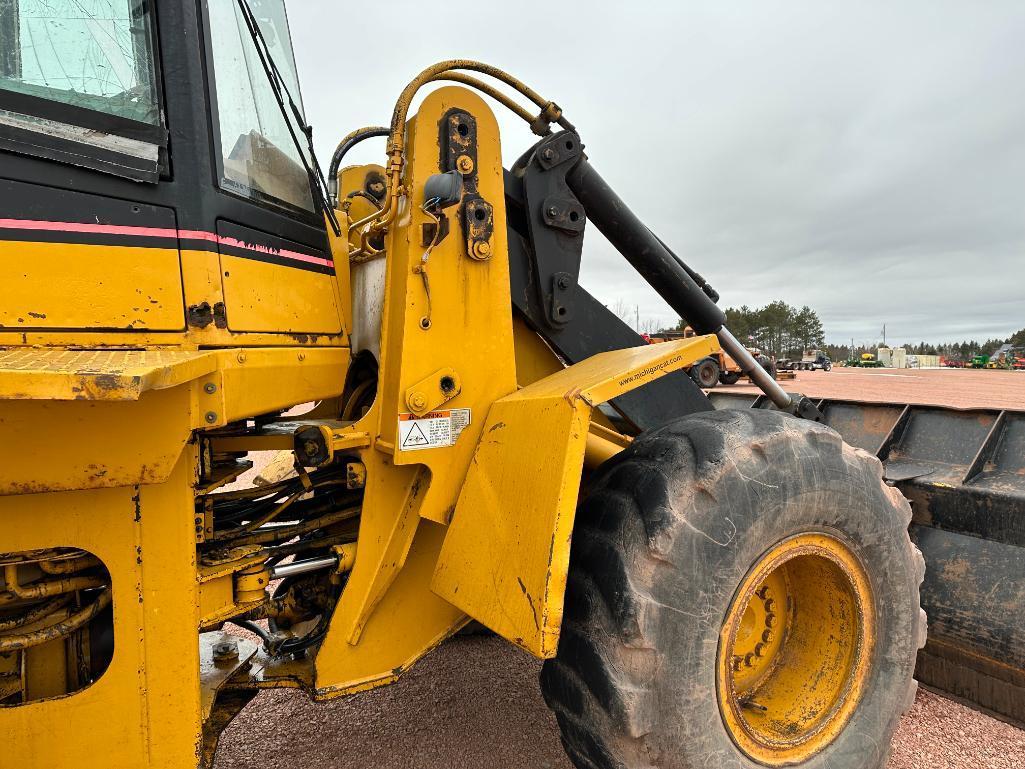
[347,59,571,256]
[3,564,105,600]
[0,594,72,632]
[0,589,111,653]
[328,126,389,205]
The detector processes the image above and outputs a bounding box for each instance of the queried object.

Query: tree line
[646,296,1023,362]
[670,301,825,360]
[895,328,1024,360]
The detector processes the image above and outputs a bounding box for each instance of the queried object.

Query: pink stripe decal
[0,218,334,269]
[0,217,179,239]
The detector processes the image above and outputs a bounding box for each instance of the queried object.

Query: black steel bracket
[505,132,713,432]
[440,109,494,260]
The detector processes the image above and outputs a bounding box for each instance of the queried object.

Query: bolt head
[762,629,773,643]
[204,382,217,394]
[556,275,571,290]
[744,653,755,667]
[237,352,247,363]
[204,411,218,424]
[213,639,239,660]
[303,440,320,457]
[456,154,474,173]
[763,598,776,612]
[541,147,556,161]
[765,612,777,628]
[409,392,427,410]
[754,642,766,658]
[472,240,491,258]
[547,206,559,217]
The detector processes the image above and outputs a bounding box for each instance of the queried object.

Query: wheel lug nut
[756,586,770,600]
[762,629,773,643]
[754,643,766,658]
[732,656,743,671]
[765,613,777,628]
[744,653,755,667]
[763,598,776,612]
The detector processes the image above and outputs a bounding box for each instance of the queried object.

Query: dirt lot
[214,366,1025,769]
[214,634,1025,769]
[733,367,1024,410]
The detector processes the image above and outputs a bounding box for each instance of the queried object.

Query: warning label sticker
[398,408,472,451]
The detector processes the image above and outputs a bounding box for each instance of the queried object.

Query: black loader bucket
[708,393,1025,728]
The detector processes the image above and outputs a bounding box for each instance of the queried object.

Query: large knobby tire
[541,409,925,769]
[690,358,720,389]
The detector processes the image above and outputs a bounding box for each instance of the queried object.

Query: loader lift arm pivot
[504,129,823,425]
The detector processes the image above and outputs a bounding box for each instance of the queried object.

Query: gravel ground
[214,636,1025,769]
[731,367,1024,410]
[213,367,1025,768]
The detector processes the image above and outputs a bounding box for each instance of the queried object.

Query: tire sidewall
[638,420,918,769]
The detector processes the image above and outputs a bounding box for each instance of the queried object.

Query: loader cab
[0,0,344,348]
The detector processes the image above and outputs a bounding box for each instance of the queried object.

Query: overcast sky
[288,1,1024,347]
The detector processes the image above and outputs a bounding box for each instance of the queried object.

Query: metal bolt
[203,382,217,394]
[744,653,755,668]
[547,206,559,217]
[213,639,238,661]
[409,391,428,411]
[762,629,773,643]
[472,240,491,259]
[754,642,766,658]
[732,655,744,672]
[456,154,474,174]
[541,147,556,162]
[556,274,571,290]
[303,440,320,457]
[237,352,247,363]
[765,612,777,628]
[763,598,776,612]
[756,586,770,600]
[298,352,306,361]
[204,411,218,424]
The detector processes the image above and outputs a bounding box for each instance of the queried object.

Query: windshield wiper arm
[235,0,341,236]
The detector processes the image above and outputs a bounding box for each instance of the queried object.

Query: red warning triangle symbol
[402,422,430,448]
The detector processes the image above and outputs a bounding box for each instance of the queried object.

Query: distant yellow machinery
[0,2,978,768]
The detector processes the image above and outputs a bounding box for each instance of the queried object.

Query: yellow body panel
[0,451,203,769]
[432,334,719,657]
[0,347,348,495]
[0,240,186,331]
[221,255,343,335]
[314,87,518,693]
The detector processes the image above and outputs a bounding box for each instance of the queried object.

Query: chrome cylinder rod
[716,328,795,410]
[270,556,337,580]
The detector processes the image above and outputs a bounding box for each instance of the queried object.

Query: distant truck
[647,329,776,388]
[780,350,832,372]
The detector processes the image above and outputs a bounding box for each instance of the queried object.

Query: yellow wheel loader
[1,3,1023,768]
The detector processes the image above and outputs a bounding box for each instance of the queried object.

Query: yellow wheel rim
[716,532,875,765]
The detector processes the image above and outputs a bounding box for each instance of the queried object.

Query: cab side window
[206,0,314,213]
[0,0,164,180]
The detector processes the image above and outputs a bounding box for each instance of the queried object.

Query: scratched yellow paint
[431,334,719,657]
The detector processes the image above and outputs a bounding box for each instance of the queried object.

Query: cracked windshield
[0,0,159,124]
